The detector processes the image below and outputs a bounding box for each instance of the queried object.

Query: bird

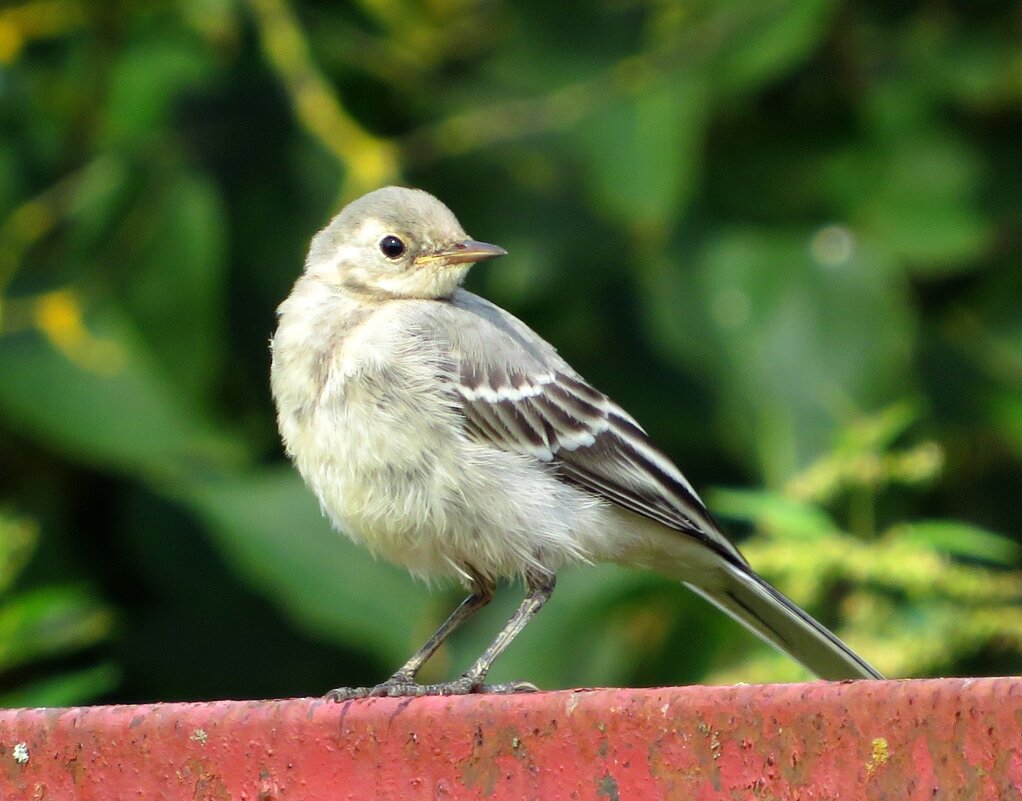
[270,186,882,698]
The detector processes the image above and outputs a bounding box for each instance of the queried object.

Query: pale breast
[273,294,467,568]
[272,286,614,582]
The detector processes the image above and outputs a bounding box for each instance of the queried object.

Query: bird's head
[305,186,506,299]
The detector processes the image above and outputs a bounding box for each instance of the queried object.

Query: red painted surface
[0,678,1020,800]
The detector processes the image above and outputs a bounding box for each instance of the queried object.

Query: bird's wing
[442,292,745,565]
[437,294,887,681]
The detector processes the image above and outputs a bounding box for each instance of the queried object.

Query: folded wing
[455,357,745,566]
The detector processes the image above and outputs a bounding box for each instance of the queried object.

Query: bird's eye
[379,235,406,259]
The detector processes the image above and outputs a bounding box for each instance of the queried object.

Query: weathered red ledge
[0,678,1019,799]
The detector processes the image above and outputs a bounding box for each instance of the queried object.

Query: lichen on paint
[190,729,208,745]
[866,737,890,777]
[458,723,528,796]
[12,742,28,764]
[596,773,620,801]
[696,721,722,760]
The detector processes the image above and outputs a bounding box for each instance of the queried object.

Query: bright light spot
[810,224,855,268]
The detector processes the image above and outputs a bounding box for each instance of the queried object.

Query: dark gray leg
[327,573,556,700]
[457,573,556,693]
[326,576,495,701]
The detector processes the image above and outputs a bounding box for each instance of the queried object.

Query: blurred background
[1,0,1020,706]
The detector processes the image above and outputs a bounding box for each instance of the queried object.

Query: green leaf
[640,228,916,481]
[0,305,244,480]
[705,0,837,94]
[827,132,991,273]
[834,401,919,454]
[892,521,1022,567]
[708,487,841,541]
[989,392,1022,460]
[123,172,228,402]
[180,468,430,664]
[576,76,707,232]
[0,663,121,709]
[0,146,18,213]
[0,513,37,593]
[0,586,113,672]
[101,33,213,147]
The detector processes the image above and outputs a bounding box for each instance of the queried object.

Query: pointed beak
[414,239,507,268]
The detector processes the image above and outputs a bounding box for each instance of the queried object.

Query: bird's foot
[324,674,539,701]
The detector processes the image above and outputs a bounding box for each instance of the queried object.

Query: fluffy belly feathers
[295,398,608,582]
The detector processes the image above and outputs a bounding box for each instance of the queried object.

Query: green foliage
[579,77,707,232]
[709,406,1022,683]
[0,513,116,705]
[182,468,430,662]
[0,0,1019,704]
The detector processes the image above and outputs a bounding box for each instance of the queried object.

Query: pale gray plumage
[270,186,882,698]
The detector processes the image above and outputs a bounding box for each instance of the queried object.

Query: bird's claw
[324,675,539,701]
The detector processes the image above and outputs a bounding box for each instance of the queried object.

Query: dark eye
[379,235,406,259]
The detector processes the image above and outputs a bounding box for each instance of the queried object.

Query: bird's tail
[684,560,883,680]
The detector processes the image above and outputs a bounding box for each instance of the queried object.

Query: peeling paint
[180,756,231,801]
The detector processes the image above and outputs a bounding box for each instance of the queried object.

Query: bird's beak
[414,239,507,268]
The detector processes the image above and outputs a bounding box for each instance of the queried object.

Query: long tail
[685,560,883,680]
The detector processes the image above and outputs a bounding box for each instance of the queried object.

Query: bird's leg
[325,575,495,701]
[383,581,496,684]
[454,572,556,694]
[327,573,556,699]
